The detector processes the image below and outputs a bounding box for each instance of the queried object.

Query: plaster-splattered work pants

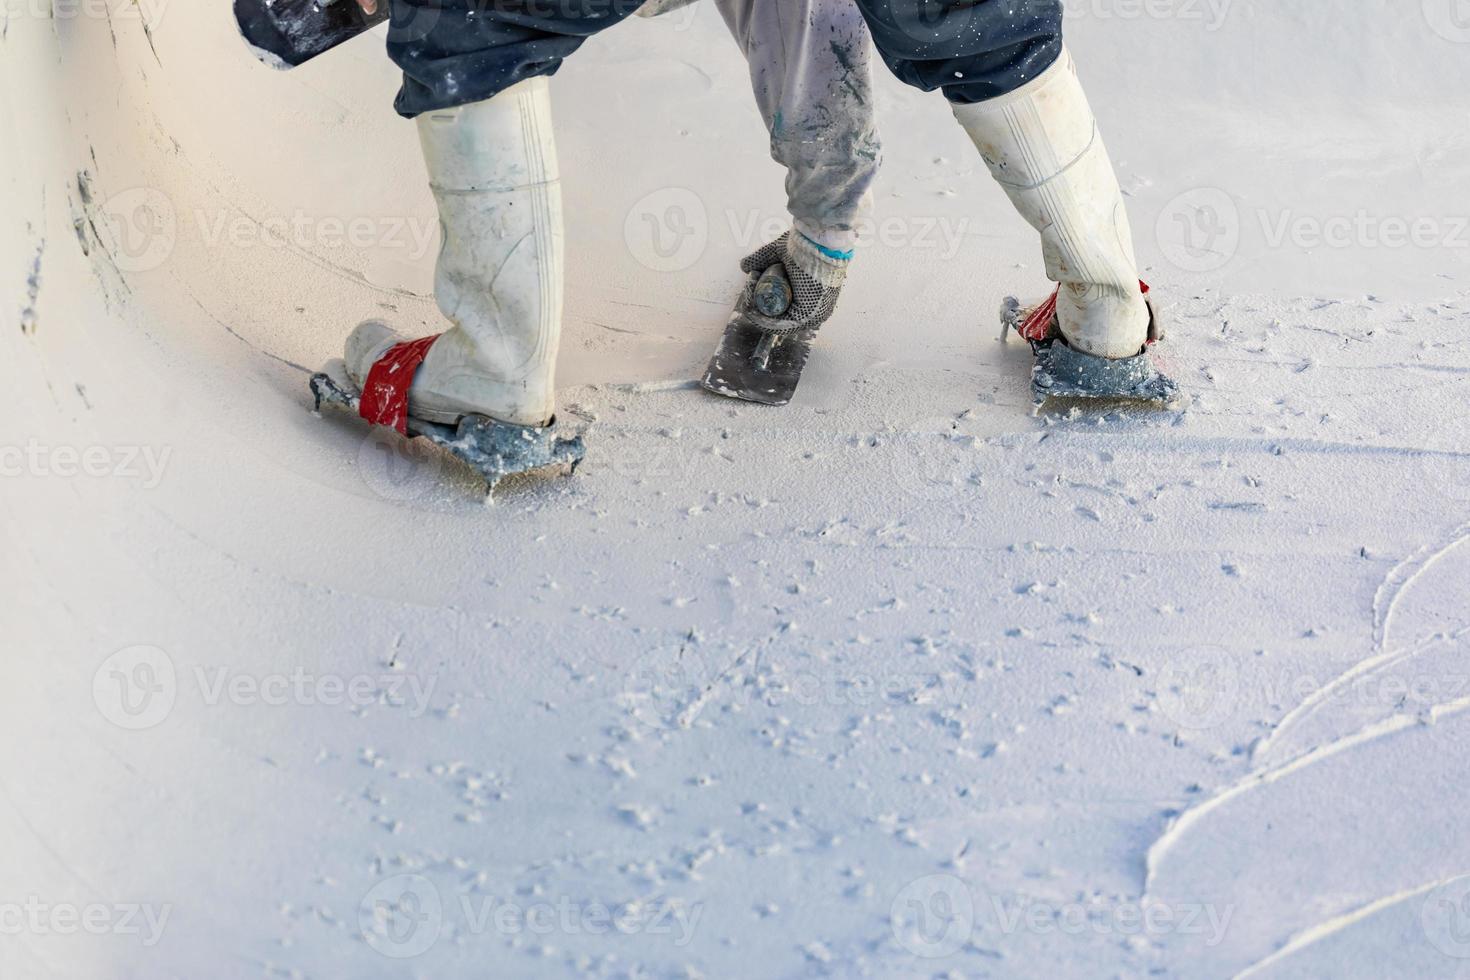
[386,0,1062,251]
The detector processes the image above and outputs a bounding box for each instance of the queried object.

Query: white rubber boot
[952,49,1148,360]
[346,77,563,427]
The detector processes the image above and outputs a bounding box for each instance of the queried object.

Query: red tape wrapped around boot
[358,334,440,436]
[1018,282,1152,345]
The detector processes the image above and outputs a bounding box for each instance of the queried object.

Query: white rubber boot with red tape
[953,48,1149,361]
[346,75,563,429]
[956,50,1182,409]
[310,77,582,494]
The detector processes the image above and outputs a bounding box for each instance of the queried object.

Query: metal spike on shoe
[310,365,585,496]
[1000,288,1185,412]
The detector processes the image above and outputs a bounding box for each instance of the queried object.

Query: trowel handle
[236,0,391,69]
[752,264,793,319]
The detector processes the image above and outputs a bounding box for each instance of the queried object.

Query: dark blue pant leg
[850,0,1064,104]
[387,0,645,117]
[386,0,1061,116]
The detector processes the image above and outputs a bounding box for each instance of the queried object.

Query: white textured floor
[5,2,1470,977]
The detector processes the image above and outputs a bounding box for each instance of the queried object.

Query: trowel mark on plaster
[1373,520,1470,653]
[1250,520,1470,764]
[20,235,44,335]
[1144,695,1470,895]
[1232,874,1470,979]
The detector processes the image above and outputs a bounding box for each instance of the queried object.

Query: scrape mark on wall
[20,238,44,335]
[102,1,118,51]
[141,17,161,65]
[183,285,312,375]
[72,215,91,256]
[72,170,134,307]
